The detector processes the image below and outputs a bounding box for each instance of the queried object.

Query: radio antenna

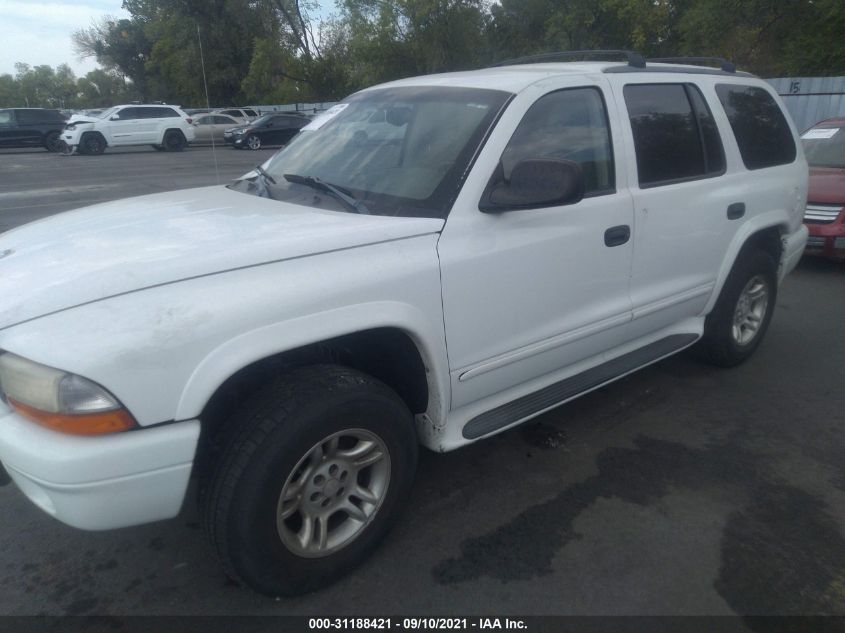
[197,23,220,185]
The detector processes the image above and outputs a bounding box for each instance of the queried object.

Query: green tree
[0,74,20,107]
[73,16,152,98]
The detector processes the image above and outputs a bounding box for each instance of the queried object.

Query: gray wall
[766,77,845,132]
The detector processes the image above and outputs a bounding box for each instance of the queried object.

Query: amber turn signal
[8,398,137,436]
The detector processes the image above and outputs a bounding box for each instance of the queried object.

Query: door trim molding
[461,333,698,439]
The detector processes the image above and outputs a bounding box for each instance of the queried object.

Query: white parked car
[0,54,808,597]
[191,113,242,144]
[61,104,196,154]
[211,107,259,122]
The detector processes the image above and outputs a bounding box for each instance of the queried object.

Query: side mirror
[480,158,585,212]
[109,114,120,120]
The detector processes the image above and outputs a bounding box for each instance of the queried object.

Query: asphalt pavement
[0,146,843,619]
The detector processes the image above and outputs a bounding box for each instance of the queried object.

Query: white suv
[0,54,808,596]
[61,104,196,154]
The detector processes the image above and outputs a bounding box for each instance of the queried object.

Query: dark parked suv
[0,108,67,152]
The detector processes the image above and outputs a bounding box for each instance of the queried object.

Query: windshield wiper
[283,173,371,215]
[249,164,276,199]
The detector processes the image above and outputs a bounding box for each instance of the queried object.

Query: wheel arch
[79,130,107,150]
[703,214,788,315]
[188,323,441,479]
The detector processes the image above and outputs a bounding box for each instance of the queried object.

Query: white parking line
[0,184,122,200]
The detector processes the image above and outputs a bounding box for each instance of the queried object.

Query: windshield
[97,107,119,119]
[229,86,511,218]
[802,124,845,168]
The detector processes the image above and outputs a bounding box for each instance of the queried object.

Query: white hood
[0,186,443,329]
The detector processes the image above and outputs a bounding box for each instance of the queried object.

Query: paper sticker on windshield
[302,103,349,131]
[802,128,839,140]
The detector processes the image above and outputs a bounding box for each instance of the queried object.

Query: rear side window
[715,84,796,169]
[624,84,725,187]
[0,111,11,124]
[243,109,257,117]
[16,110,42,124]
[499,86,615,196]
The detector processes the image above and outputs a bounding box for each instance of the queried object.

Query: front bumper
[804,215,845,260]
[0,399,199,530]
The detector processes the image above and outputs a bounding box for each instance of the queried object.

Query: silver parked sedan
[192,114,242,144]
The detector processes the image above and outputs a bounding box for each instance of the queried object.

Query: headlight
[0,353,136,435]
[65,124,76,131]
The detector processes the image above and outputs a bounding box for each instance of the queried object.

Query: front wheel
[245,134,261,150]
[697,250,777,367]
[80,132,106,155]
[44,130,62,152]
[201,365,418,596]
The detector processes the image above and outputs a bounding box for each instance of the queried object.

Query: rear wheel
[697,250,777,367]
[163,130,186,151]
[201,365,418,596]
[80,132,106,155]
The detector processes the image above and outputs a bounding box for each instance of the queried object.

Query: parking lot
[1,146,844,618]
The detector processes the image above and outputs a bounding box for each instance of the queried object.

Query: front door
[105,107,143,145]
[438,80,635,411]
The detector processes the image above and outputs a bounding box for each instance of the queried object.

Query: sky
[1,0,129,77]
[0,0,337,79]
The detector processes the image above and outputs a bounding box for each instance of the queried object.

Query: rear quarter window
[715,84,796,170]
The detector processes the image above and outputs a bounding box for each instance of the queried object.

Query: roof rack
[648,57,736,73]
[492,50,646,69]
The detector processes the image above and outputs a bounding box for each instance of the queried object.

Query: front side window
[115,107,139,120]
[802,123,845,168]
[624,83,725,187]
[230,86,511,218]
[498,87,615,196]
[715,84,796,170]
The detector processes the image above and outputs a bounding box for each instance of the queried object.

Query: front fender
[175,300,450,425]
[0,235,448,430]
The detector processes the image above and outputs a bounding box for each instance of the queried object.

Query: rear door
[14,110,45,145]
[0,110,14,146]
[608,79,734,339]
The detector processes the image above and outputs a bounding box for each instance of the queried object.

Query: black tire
[202,364,418,596]
[80,132,106,155]
[151,144,166,152]
[162,129,186,151]
[43,130,62,152]
[245,134,261,150]
[697,249,778,367]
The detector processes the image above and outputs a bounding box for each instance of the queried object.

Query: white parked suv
[0,53,808,596]
[61,103,196,154]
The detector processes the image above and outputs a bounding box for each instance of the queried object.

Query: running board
[462,333,698,440]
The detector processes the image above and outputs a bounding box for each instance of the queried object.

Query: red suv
[801,118,845,260]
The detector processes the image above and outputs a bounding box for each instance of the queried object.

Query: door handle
[604,225,631,247]
[727,202,746,220]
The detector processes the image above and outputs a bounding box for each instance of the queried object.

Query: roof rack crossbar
[492,50,646,69]
[648,57,736,73]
